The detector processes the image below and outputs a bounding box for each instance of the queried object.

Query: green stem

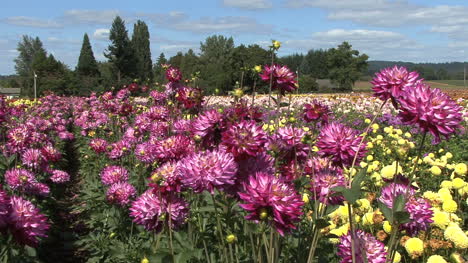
[211,194,229,263]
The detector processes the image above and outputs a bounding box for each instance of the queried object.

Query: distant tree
[168,52,184,69]
[76,33,100,77]
[132,20,153,83]
[32,53,72,95]
[301,49,329,78]
[180,49,200,80]
[327,42,368,91]
[104,16,137,84]
[153,53,167,83]
[199,35,236,94]
[232,44,270,88]
[279,53,304,73]
[14,35,47,97]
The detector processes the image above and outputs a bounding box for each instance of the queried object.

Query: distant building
[315,79,338,90]
[0,87,21,97]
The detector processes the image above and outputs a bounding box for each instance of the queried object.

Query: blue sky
[1,0,467,75]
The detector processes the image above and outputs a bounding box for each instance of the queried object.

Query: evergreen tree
[153,53,167,83]
[104,16,137,84]
[131,20,153,83]
[76,33,100,77]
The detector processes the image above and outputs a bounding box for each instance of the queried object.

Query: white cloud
[284,29,425,61]
[93,28,110,40]
[172,16,273,34]
[1,16,61,28]
[61,9,120,25]
[223,0,272,10]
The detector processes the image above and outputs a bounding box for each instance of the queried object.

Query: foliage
[132,20,153,84]
[327,42,369,91]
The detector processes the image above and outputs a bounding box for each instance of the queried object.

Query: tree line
[9,16,372,97]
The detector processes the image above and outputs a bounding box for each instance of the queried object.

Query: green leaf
[394,211,411,224]
[378,202,393,223]
[342,188,361,204]
[393,194,406,213]
[279,102,289,108]
[351,168,366,190]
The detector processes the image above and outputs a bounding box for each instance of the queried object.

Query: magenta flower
[8,196,50,247]
[89,138,108,153]
[179,148,238,193]
[106,182,136,206]
[221,120,267,160]
[40,145,61,162]
[176,86,203,110]
[260,64,298,94]
[5,168,36,191]
[269,126,309,161]
[316,122,367,167]
[397,84,463,144]
[107,139,132,159]
[379,183,432,236]
[371,66,421,106]
[310,167,347,205]
[149,162,182,193]
[191,109,223,146]
[338,230,387,263]
[21,148,44,169]
[303,101,331,124]
[130,190,189,232]
[100,166,129,186]
[238,172,303,236]
[166,66,182,82]
[0,189,9,229]
[50,170,70,184]
[153,135,194,162]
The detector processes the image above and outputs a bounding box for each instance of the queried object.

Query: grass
[353,79,468,91]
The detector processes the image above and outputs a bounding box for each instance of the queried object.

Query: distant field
[353,80,467,91]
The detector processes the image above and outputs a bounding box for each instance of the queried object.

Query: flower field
[0,65,467,263]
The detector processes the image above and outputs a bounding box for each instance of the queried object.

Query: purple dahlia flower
[179,148,237,193]
[238,172,303,236]
[316,122,367,167]
[130,191,188,232]
[338,230,387,263]
[106,182,136,206]
[100,166,129,186]
[221,120,267,160]
[397,83,463,144]
[371,66,421,106]
[260,64,298,94]
[9,196,50,247]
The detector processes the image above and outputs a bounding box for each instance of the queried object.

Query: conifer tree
[104,16,137,83]
[76,33,100,77]
[132,20,153,83]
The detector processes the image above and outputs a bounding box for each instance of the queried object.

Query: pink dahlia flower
[310,167,347,205]
[149,162,182,193]
[221,120,267,160]
[153,135,194,162]
[338,230,387,263]
[21,148,44,169]
[379,183,432,236]
[238,172,303,236]
[269,126,309,161]
[100,166,129,186]
[371,66,421,106]
[40,145,62,162]
[192,109,223,146]
[179,148,238,193]
[9,196,50,247]
[5,168,36,191]
[397,84,463,144]
[166,66,182,82]
[316,122,367,167]
[260,64,298,94]
[106,182,136,206]
[89,138,108,153]
[130,191,189,232]
[303,101,331,124]
[176,86,203,110]
[50,170,70,184]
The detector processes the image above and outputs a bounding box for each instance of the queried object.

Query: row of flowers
[1,62,467,262]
